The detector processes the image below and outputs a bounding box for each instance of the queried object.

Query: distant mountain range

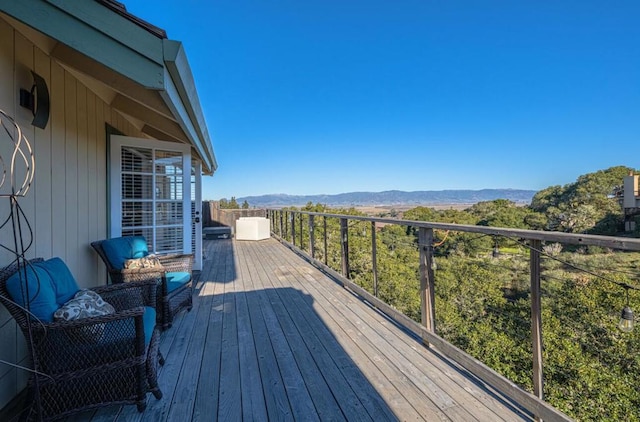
[238,189,537,208]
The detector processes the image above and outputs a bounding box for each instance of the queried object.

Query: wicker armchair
[91,237,194,329]
[0,258,163,421]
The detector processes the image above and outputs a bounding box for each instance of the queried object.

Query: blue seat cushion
[93,307,156,349]
[166,272,191,293]
[101,236,149,269]
[143,306,156,346]
[5,258,80,323]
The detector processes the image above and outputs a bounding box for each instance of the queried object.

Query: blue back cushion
[101,236,149,269]
[39,257,79,305]
[6,258,79,322]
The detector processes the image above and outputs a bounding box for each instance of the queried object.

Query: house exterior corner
[0,1,216,410]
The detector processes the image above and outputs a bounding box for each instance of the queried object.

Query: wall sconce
[19,71,49,129]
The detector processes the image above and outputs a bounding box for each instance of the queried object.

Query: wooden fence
[202,201,266,234]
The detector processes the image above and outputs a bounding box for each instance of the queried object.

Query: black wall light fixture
[19,70,50,129]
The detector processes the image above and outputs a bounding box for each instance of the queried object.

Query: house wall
[0,16,143,409]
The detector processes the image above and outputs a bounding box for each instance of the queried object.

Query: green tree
[375,224,421,320]
[242,200,249,209]
[469,199,532,229]
[529,166,634,234]
[218,197,242,209]
[302,202,329,212]
[403,206,440,222]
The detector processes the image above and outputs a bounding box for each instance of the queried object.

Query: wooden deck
[74,238,532,421]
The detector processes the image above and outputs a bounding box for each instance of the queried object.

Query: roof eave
[163,40,218,174]
[0,0,217,174]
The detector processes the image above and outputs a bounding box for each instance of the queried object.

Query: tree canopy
[530,166,634,234]
[218,196,241,209]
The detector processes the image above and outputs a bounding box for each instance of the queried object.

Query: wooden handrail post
[275,210,277,235]
[530,239,544,413]
[323,216,328,265]
[290,211,296,246]
[419,227,436,345]
[279,211,283,238]
[284,211,289,239]
[309,215,315,259]
[340,218,350,278]
[371,221,378,297]
[266,209,270,231]
[292,212,296,246]
[299,214,303,249]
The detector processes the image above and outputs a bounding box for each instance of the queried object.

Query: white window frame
[191,160,203,271]
[109,135,192,255]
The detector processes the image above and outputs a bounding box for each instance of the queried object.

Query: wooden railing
[267,208,640,422]
[202,201,266,232]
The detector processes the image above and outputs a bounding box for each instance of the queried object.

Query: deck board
[265,242,517,422]
[236,246,269,421]
[251,243,396,422]
[245,249,321,422]
[217,246,243,422]
[84,238,532,422]
[192,240,227,421]
[259,242,453,421]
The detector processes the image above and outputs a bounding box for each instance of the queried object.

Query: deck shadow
[98,238,534,421]
[156,238,399,421]
[197,287,400,421]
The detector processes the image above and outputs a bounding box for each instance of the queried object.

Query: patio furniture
[235,217,270,240]
[0,257,162,421]
[91,236,194,329]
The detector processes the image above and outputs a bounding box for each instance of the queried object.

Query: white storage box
[235,217,270,241]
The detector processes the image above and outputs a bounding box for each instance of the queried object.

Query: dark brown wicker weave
[91,239,194,329]
[0,258,163,421]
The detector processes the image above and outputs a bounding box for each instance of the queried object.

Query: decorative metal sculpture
[0,108,35,198]
[0,108,44,420]
[0,108,35,262]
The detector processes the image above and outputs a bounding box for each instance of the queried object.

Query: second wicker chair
[91,236,194,329]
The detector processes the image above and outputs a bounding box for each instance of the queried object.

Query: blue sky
[122,1,639,200]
